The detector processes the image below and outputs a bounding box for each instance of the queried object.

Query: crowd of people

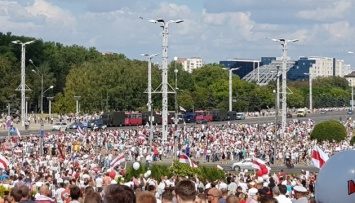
[0,108,354,203]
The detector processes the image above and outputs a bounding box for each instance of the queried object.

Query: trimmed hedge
[310,120,346,143]
[350,136,355,146]
[125,161,225,182]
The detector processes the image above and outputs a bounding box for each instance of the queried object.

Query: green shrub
[350,136,355,146]
[124,161,226,183]
[310,120,346,143]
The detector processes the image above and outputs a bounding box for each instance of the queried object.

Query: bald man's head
[39,185,50,196]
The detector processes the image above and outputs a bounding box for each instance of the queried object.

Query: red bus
[195,110,213,122]
[125,112,143,126]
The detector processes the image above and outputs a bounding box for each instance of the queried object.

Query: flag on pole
[312,145,329,168]
[77,126,84,135]
[0,154,10,169]
[110,153,125,168]
[252,158,271,175]
[15,127,21,138]
[179,153,197,168]
[179,106,186,112]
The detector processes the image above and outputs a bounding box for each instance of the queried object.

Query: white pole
[20,44,26,126]
[229,69,233,111]
[352,86,354,111]
[309,73,313,112]
[281,41,287,134]
[148,58,152,112]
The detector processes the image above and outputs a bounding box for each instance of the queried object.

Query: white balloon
[133,162,140,170]
[316,150,355,203]
[147,170,151,176]
[144,172,149,178]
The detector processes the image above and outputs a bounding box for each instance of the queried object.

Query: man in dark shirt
[19,185,36,203]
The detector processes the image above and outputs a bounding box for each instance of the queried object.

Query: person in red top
[61,183,71,203]
[103,172,111,186]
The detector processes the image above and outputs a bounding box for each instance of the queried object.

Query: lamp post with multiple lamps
[74,96,81,115]
[141,53,159,152]
[12,40,35,126]
[47,97,54,119]
[269,38,298,133]
[304,72,315,112]
[141,53,159,112]
[147,18,183,141]
[348,51,355,110]
[30,59,54,115]
[174,56,179,160]
[271,65,280,166]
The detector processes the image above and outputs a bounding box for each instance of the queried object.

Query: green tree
[310,120,347,143]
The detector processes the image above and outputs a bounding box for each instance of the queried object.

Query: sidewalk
[0,122,53,132]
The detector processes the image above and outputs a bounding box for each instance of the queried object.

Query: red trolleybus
[125,112,143,126]
[195,110,213,122]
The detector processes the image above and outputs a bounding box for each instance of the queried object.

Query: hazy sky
[1,0,355,67]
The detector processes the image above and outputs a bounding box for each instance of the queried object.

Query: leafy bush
[310,120,346,143]
[350,136,355,146]
[124,161,225,182]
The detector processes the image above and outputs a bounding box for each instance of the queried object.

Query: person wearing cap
[292,186,308,203]
[246,188,258,203]
[207,188,222,203]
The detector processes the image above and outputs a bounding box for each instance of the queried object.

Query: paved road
[0,110,349,137]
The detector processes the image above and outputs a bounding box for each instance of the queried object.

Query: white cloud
[297,1,352,21]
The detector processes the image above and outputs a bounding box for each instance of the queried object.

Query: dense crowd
[0,108,354,203]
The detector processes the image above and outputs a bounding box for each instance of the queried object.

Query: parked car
[68,122,84,129]
[231,158,263,172]
[196,118,208,124]
[286,112,292,118]
[348,109,353,115]
[320,110,327,114]
[236,113,246,120]
[88,119,107,130]
[52,122,67,131]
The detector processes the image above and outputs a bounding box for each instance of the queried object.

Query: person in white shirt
[95,174,103,192]
[273,185,292,203]
[55,182,66,203]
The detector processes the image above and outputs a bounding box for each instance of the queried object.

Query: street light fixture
[223,68,239,111]
[268,37,298,133]
[141,53,159,112]
[174,56,179,160]
[147,18,183,141]
[12,40,35,126]
[304,72,315,112]
[30,60,53,115]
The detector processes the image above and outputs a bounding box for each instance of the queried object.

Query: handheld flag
[312,145,329,168]
[179,153,197,168]
[110,153,125,168]
[0,154,10,169]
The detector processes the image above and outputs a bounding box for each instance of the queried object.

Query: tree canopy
[0,32,353,114]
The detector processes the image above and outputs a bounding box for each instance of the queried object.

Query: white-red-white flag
[77,126,84,135]
[252,158,271,175]
[179,153,197,168]
[110,153,125,168]
[312,145,329,168]
[0,154,10,169]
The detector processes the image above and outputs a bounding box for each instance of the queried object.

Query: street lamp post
[30,60,54,116]
[273,89,278,166]
[148,18,183,141]
[74,96,81,115]
[304,72,313,112]
[12,40,35,126]
[25,97,30,122]
[141,53,159,111]
[174,56,179,160]
[224,68,239,111]
[269,38,298,133]
[47,97,54,118]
